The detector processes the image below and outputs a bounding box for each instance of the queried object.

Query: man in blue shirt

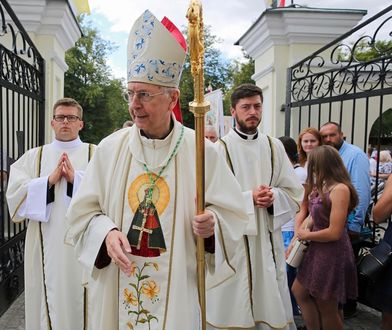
[320,122,371,235]
[320,121,371,318]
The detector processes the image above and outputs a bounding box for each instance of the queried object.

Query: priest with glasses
[7,97,95,330]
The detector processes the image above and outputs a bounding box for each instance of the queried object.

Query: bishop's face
[231,95,262,134]
[127,82,179,139]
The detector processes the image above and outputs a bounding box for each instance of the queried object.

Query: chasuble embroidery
[123,261,161,329]
[123,173,171,328]
[119,124,185,329]
[127,173,170,257]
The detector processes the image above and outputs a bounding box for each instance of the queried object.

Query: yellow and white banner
[71,0,90,14]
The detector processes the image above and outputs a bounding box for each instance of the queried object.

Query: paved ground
[295,304,382,329]
[0,294,24,330]
[0,293,382,329]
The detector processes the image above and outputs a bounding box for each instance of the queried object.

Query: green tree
[64,17,129,144]
[370,108,392,138]
[224,55,255,114]
[179,26,233,128]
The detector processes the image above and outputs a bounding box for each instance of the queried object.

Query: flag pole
[187,1,209,329]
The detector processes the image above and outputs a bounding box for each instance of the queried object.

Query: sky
[86,0,388,80]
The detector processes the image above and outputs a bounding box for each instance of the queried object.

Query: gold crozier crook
[187,1,210,329]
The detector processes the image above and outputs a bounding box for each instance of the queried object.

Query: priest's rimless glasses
[123,90,165,103]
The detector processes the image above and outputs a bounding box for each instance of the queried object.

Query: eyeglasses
[122,90,164,103]
[53,115,80,122]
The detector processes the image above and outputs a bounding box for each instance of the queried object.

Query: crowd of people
[277,121,391,330]
[3,8,391,330]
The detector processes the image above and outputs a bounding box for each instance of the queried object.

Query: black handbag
[357,239,392,280]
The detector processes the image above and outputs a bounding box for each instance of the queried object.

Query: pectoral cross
[132,208,153,249]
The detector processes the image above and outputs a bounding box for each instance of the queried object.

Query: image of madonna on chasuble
[65,10,249,330]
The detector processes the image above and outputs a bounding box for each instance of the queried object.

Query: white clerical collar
[234,127,258,140]
[52,137,82,149]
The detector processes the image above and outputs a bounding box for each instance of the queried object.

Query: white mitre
[127,10,186,88]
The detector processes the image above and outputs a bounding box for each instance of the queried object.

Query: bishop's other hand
[192,210,215,238]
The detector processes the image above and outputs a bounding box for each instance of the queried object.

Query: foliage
[224,54,255,114]
[64,16,128,144]
[370,108,392,138]
[180,26,232,127]
[179,26,254,127]
[337,40,392,63]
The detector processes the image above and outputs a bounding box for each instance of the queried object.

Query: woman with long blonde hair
[291,145,358,330]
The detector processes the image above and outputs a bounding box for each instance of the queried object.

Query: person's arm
[6,148,53,223]
[298,184,349,242]
[294,197,309,237]
[373,176,392,224]
[24,154,68,222]
[65,141,120,276]
[372,162,392,180]
[377,172,391,180]
[267,140,304,231]
[348,152,371,233]
[103,228,132,275]
[285,197,309,258]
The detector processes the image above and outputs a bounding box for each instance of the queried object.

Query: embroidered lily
[129,261,137,276]
[124,288,138,306]
[142,280,160,299]
[123,261,160,328]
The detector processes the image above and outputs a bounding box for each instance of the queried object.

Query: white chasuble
[65,120,249,330]
[6,138,93,330]
[119,131,199,329]
[209,129,303,330]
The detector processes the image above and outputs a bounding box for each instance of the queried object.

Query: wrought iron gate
[285,6,392,308]
[0,0,45,316]
[285,5,392,200]
[285,5,392,146]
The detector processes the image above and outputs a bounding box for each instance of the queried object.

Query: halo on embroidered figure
[128,173,170,215]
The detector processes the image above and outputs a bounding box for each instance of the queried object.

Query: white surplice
[65,120,249,330]
[208,129,303,330]
[6,138,93,330]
